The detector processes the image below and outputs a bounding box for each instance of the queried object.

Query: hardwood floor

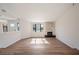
[0,37,79,55]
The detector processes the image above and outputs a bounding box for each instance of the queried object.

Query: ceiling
[0,3,72,22]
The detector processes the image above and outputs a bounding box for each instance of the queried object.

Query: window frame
[33,24,43,32]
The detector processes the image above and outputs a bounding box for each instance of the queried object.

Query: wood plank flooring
[0,37,79,55]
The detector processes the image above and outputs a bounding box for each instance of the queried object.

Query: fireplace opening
[45,32,56,37]
[47,32,52,36]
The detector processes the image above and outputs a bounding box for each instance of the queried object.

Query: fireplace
[45,32,56,37]
[47,32,52,36]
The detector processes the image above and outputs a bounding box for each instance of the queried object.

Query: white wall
[55,4,79,50]
[20,19,31,39]
[0,32,21,48]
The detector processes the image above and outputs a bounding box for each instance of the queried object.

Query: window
[10,24,15,27]
[3,24,8,32]
[33,24,43,32]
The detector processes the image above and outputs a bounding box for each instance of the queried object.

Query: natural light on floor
[30,38,49,44]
